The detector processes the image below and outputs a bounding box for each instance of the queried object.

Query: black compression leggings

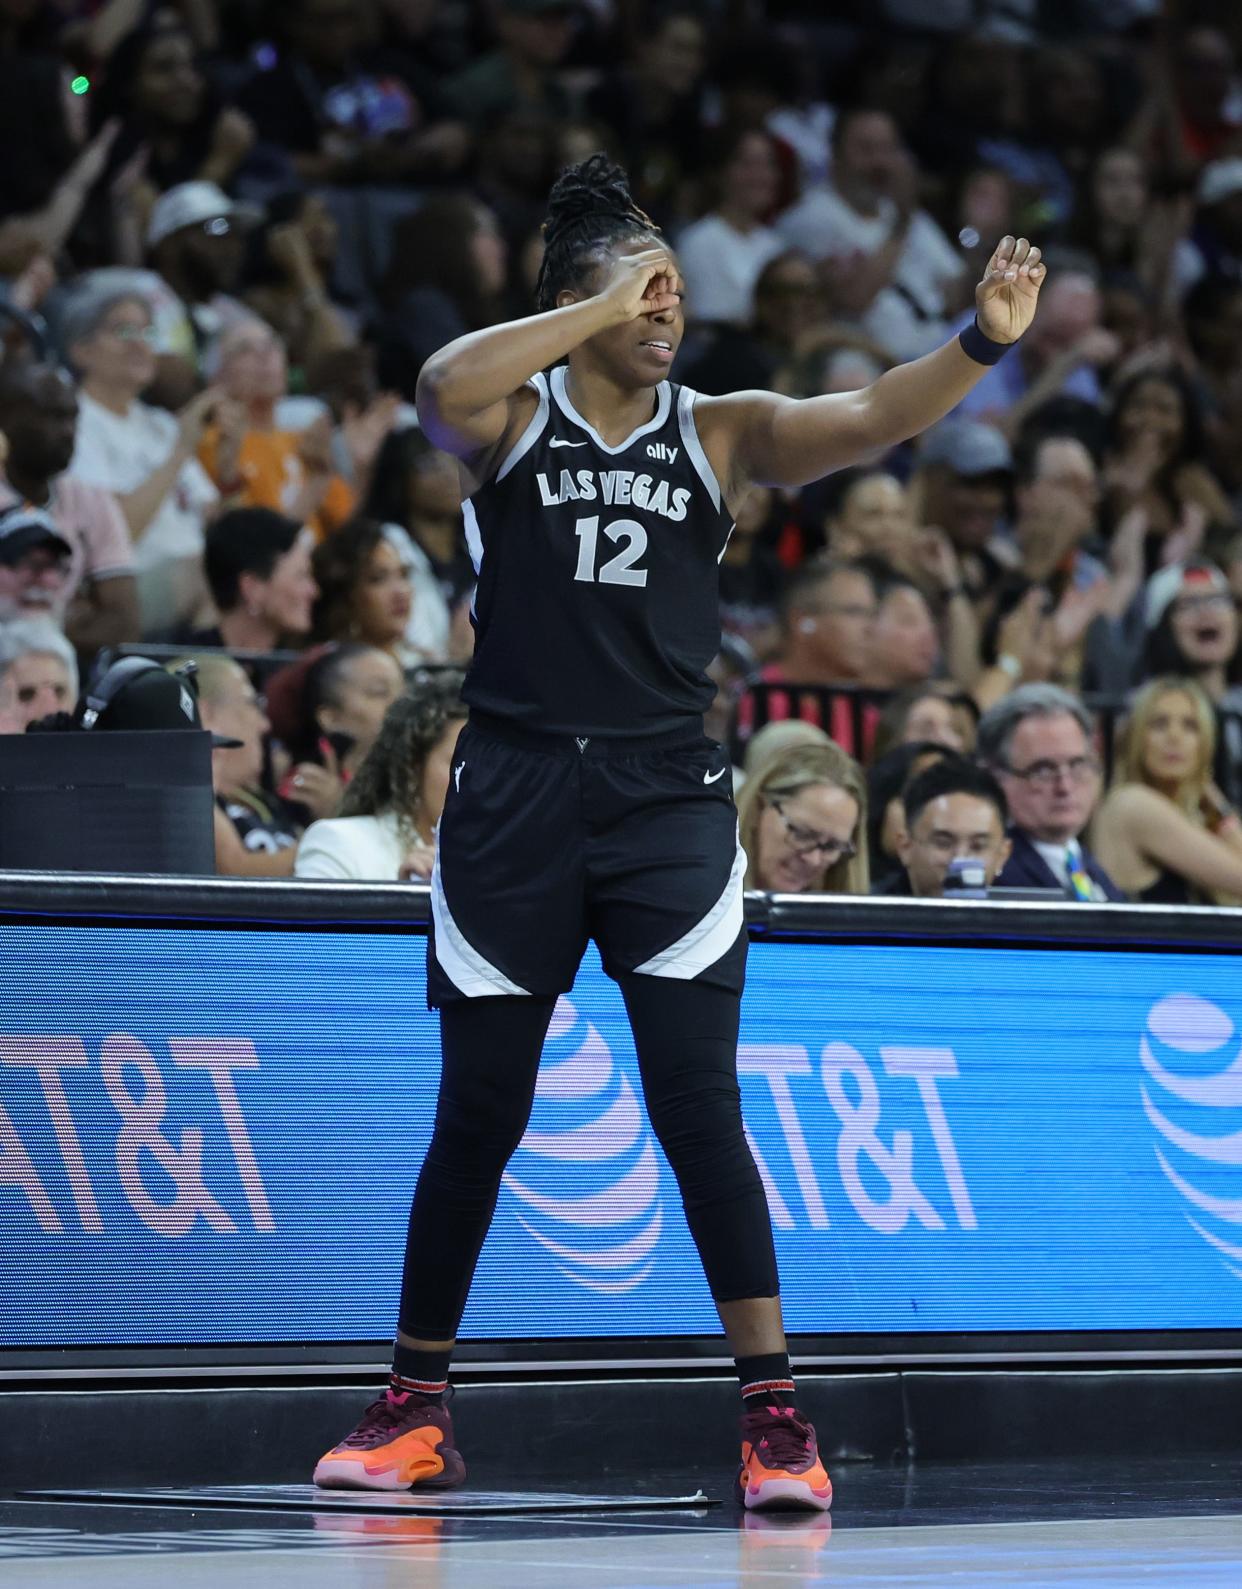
[397,976,779,1341]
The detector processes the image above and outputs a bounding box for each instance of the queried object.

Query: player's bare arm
[415,248,682,470]
[696,237,1046,504]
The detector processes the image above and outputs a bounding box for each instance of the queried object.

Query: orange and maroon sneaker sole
[313,1423,467,1492]
[736,1450,833,1511]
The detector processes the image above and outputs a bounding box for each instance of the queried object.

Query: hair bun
[543,154,638,239]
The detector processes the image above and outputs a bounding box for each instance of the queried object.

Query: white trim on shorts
[631,830,746,981]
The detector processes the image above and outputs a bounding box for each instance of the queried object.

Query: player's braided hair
[338,670,467,850]
[534,153,663,313]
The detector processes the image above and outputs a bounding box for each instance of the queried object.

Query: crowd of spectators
[4,0,1242,903]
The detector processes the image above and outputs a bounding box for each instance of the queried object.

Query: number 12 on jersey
[573,516,649,588]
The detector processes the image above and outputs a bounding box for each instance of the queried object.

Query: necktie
[1066,841,1095,902]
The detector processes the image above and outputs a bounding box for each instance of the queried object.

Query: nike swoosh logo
[703,768,727,784]
[549,438,587,448]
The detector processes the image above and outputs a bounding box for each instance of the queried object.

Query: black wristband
[942,585,968,601]
[958,316,1012,367]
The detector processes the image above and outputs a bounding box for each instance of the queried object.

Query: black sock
[737,1351,797,1410]
[389,1341,452,1402]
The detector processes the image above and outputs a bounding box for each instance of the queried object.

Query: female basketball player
[314,156,1044,1510]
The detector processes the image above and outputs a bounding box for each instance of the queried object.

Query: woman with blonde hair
[1093,677,1242,904]
[737,741,869,894]
[741,719,832,785]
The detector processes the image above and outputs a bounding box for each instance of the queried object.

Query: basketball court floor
[3,1455,1241,1586]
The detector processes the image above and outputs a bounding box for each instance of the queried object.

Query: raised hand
[976,236,1046,345]
[598,248,683,323]
[176,385,225,453]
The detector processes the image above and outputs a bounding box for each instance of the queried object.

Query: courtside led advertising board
[3,927,1242,1348]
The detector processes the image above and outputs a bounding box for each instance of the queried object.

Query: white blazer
[295,811,405,881]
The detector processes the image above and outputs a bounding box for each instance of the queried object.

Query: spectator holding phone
[265,640,406,820]
[296,671,466,881]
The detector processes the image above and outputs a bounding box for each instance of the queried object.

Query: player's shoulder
[685,387,786,452]
[465,378,546,491]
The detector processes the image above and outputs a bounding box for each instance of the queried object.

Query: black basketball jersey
[461,365,735,737]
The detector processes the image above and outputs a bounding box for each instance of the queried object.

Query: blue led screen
[3,924,1242,1346]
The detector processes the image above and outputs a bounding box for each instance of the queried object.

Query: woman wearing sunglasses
[736,740,870,894]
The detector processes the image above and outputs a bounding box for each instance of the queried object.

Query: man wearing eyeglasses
[978,683,1125,901]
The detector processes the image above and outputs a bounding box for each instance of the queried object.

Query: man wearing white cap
[145,182,263,379]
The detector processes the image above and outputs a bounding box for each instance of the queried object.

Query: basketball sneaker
[313,1389,466,1492]
[736,1403,832,1511]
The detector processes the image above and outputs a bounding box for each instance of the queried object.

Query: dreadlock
[338,670,467,850]
[534,153,662,313]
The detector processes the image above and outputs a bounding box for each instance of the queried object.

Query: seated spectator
[1001,430,1126,691]
[586,9,707,218]
[1093,677,1242,905]
[872,684,972,761]
[741,719,831,785]
[777,107,966,363]
[265,640,407,805]
[0,365,138,654]
[177,507,317,652]
[865,740,956,888]
[1139,561,1242,803]
[880,757,1012,898]
[242,191,357,380]
[824,471,913,565]
[866,567,940,691]
[367,428,475,615]
[0,616,77,732]
[313,517,445,667]
[954,270,1113,437]
[734,558,879,757]
[1183,274,1242,498]
[447,0,576,130]
[1102,368,1234,560]
[296,672,467,881]
[1069,146,1187,302]
[144,182,264,395]
[179,654,300,877]
[92,17,257,200]
[240,0,468,187]
[682,250,822,397]
[677,128,785,326]
[0,503,72,626]
[978,684,1124,900]
[64,286,222,631]
[912,419,1019,622]
[736,741,869,895]
[198,320,356,539]
[718,484,785,660]
[375,198,508,403]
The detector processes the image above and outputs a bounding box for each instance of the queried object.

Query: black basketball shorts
[427,713,747,1006]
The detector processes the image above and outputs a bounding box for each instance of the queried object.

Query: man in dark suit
[978,684,1125,901]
